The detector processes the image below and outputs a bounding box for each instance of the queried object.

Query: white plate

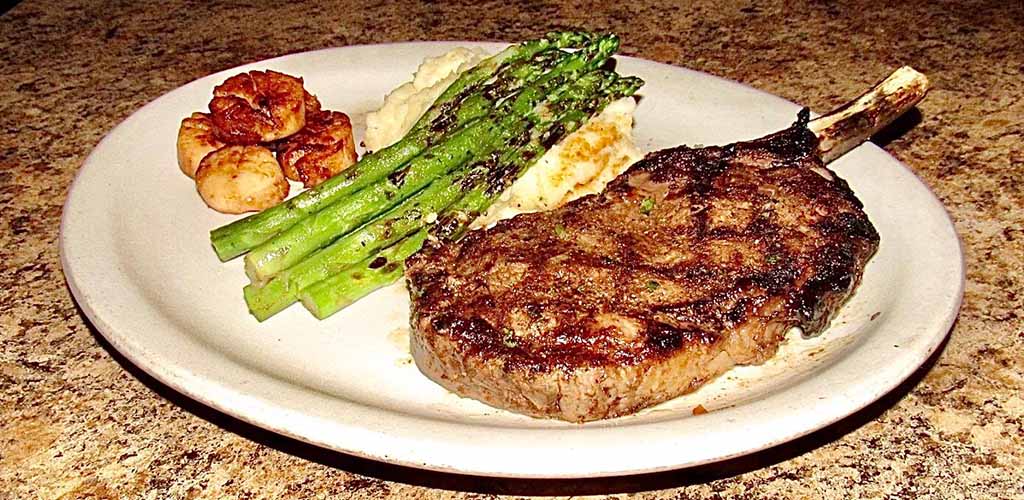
[60,42,963,478]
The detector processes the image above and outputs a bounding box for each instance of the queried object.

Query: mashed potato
[364,48,642,226]
[364,48,488,152]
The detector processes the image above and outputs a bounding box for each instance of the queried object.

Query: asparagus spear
[408,31,599,132]
[208,31,599,261]
[243,117,499,285]
[245,70,623,321]
[408,31,599,134]
[243,35,621,284]
[434,75,646,240]
[300,230,429,320]
[244,159,486,320]
[299,74,644,319]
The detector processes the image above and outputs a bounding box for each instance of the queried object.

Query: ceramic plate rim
[60,41,964,478]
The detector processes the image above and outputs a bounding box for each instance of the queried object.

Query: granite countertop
[2,0,1021,498]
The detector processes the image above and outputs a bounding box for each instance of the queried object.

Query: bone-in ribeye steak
[405,68,928,422]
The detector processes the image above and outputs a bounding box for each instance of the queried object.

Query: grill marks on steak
[406,112,880,421]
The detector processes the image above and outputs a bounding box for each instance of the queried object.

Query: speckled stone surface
[1,0,1022,498]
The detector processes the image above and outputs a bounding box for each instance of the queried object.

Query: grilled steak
[405,68,929,422]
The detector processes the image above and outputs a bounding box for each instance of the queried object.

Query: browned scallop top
[276,110,358,187]
[406,116,880,373]
[208,70,306,144]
